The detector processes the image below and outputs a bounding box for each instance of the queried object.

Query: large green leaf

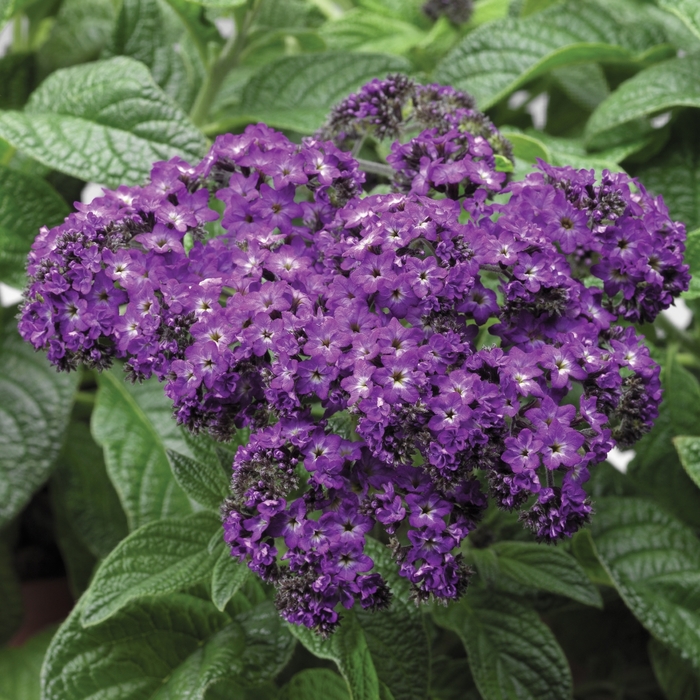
[80,512,219,626]
[43,594,256,700]
[586,54,700,143]
[106,0,204,111]
[626,349,700,528]
[91,369,192,530]
[51,421,128,559]
[0,626,55,700]
[319,10,426,54]
[434,0,672,109]
[279,669,349,700]
[657,0,700,41]
[36,0,116,75]
[433,591,573,700]
[0,312,78,528]
[0,163,68,288]
[649,638,700,700]
[356,539,430,700]
[592,497,700,673]
[207,51,410,134]
[290,614,381,700]
[487,541,603,608]
[0,57,207,188]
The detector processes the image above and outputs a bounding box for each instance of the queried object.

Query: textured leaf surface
[634,123,700,230]
[36,0,116,74]
[592,497,700,673]
[586,54,700,141]
[0,313,78,528]
[356,538,430,700]
[0,626,54,700]
[92,370,192,530]
[167,449,229,512]
[0,57,207,187]
[290,614,380,700]
[657,0,700,41]
[211,544,249,611]
[106,0,203,110]
[0,163,68,287]
[649,638,700,700]
[51,421,128,559]
[80,512,219,626]
[319,10,426,54]
[490,541,603,607]
[434,1,671,109]
[674,435,700,490]
[279,669,349,700]
[433,591,572,700]
[626,350,700,528]
[43,594,245,700]
[218,52,410,133]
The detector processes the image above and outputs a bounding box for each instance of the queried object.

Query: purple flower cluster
[316,75,513,166]
[19,103,688,635]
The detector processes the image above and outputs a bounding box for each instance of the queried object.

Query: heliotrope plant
[18,76,689,637]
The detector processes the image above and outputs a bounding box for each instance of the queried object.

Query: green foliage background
[1,0,700,698]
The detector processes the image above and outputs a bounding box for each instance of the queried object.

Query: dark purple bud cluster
[316,76,513,165]
[19,101,688,635]
[423,0,474,25]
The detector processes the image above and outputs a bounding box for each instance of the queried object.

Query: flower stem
[189,0,262,129]
[356,158,395,179]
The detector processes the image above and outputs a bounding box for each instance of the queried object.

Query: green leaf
[80,511,219,626]
[634,120,700,230]
[0,313,78,528]
[657,0,700,42]
[182,0,246,6]
[0,626,55,700]
[488,541,603,608]
[91,369,192,530]
[235,601,297,684]
[0,57,207,188]
[43,594,248,700]
[551,62,609,111]
[357,0,426,26]
[433,590,573,700]
[106,0,205,111]
[0,52,36,110]
[356,539,430,700]
[290,614,380,700]
[570,529,614,587]
[50,421,128,559]
[280,669,349,700]
[586,54,700,143]
[434,0,672,109]
[211,543,249,611]
[591,497,700,674]
[626,348,700,528]
[209,51,410,134]
[167,449,229,512]
[674,435,700,490]
[161,0,222,66]
[0,537,21,646]
[0,163,68,288]
[501,129,550,163]
[649,638,700,700]
[319,10,427,55]
[36,0,116,75]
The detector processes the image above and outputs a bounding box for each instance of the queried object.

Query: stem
[189,0,262,128]
[655,313,700,355]
[356,158,395,179]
